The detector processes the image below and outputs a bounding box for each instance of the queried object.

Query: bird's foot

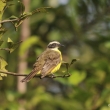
[49,74,56,78]
[63,74,71,77]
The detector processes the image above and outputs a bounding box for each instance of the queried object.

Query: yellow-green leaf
[8,37,13,43]
[0,0,6,27]
[68,70,86,86]
[9,15,18,20]
[32,7,51,14]
[0,40,3,46]
[19,36,40,56]
[0,56,8,69]
[9,40,22,53]
[18,1,25,14]
[0,76,2,80]
[0,56,8,78]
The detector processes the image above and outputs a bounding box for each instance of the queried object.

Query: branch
[0,18,18,24]
[0,48,10,51]
[0,70,28,76]
[0,7,52,24]
[0,70,71,79]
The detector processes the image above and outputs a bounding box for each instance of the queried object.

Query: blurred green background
[0,0,110,110]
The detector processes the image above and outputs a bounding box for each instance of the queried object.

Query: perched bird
[21,41,63,82]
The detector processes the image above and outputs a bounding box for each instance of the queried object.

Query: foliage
[0,0,110,110]
[0,0,51,80]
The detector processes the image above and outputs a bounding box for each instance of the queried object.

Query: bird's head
[47,41,64,49]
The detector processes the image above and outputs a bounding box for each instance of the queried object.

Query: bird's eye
[52,43,56,47]
[48,43,56,48]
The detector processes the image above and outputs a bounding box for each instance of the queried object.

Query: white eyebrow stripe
[49,41,60,45]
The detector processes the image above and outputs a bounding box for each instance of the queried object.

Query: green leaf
[19,36,40,56]
[0,56,8,69]
[0,0,6,27]
[18,1,25,15]
[70,59,79,66]
[7,37,22,53]
[0,76,2,80]
[20,12,32,20]
[7,37,13,48]
[14,13,32,31]
[7,38,22,53]
[104,41,110,49]
[8,37,13,43]
[32,7,51,15]
[0,27,7,39]
[62,59,78,73]
[0,56,8,79]
[68,70,87,86]
[9,40,22,53]
[9,15,18,20]
[0,40,4,46]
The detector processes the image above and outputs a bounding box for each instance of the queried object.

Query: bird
[21,41,63,82]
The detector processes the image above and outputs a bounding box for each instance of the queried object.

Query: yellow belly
[51,62,61,73]
[50,49,62,74]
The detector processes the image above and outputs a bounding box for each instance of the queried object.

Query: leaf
[9,40,22,53]
[9,15,18,20]
[104,41,110,49]
[7,37,22,53]
[32,7,51,15]
[14,20,23,31]
[19,36,40,56]
[8,37,13,43]
[11,7,51,30]
[7,37,13,48]
[18,1,25,15]
[70,59,79,66]
[68,70,87,86]
[20,12,32,20]
[0,76,2,80]
[0,56,8,79]
[0,27,7,39]
[0,0,6,18]
[0,56,8,69]
[62,59,78,73]
[7,38,22,53]
[14,13,32,31]
[0,0,6,27]
[0,40,4,46]
[9,16,19,30]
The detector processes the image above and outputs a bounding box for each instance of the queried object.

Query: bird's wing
[41,50,61,78]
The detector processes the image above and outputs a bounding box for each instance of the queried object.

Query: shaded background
[0,0,110,110]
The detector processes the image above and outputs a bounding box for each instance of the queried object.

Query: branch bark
[0,18,18,24]
[0,48,10,51]
[0,7,51,24]
[0,70,71,78]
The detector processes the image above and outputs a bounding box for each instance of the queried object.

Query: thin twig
[0,70,71,78]
[0,48,10,51]
[0,18,18,24]
[0,7,52,24]
[0,70,27,76]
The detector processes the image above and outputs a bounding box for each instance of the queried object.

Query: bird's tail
[21,71,36,82]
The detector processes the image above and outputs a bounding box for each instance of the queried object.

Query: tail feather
[21,71,36,82]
